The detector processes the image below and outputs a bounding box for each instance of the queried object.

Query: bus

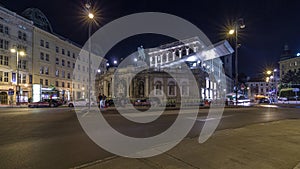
[278,88,299,101]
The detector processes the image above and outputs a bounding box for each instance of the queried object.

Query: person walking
[98,93,102,108]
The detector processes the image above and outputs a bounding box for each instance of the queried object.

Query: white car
[226,93,251,106]
[68,99,97,107]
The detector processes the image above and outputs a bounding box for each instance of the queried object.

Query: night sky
[2,0,300,77]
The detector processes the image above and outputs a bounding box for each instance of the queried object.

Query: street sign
[8,89,14,95]
[241,84,245,90]
[293,88,299,92]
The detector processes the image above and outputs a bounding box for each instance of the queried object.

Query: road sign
[293,88,299,92]
[8,89,14,95]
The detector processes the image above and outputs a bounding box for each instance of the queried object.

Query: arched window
[155,81,162,95]
[138,81,144,96]
[168,81,176,96]
[181,82,188,96]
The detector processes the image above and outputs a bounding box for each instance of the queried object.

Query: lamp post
[266,69,278,101]
[10,48,25,105]
[228,18,245,105]
[85,1,94,110]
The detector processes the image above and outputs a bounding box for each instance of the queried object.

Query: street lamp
[85,1,94,110]
[10,48,25,105]
[228,18,245,105]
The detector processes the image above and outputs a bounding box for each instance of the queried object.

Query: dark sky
[2,0,300,77]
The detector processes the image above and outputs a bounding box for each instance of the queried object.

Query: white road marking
[186,115,234,122]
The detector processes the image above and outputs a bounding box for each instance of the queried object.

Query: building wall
[32,27,107,101]
[279,57,300,79]
[0,6,107,104]
[246,81,276,98]
[0,6,33,104]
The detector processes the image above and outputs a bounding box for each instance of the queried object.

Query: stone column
[126,76,130,98]
[166,52,169,63]
[179,50,182,58]
[193,46,198,53]
[111,78,114,98]
[155,55,158,67]
[186,48,189,55]
[103,80,107,96]
[145,76,149,97]
[172,51,176,61]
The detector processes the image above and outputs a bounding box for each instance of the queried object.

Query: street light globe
[229,29,235,35]
[113,60,117,65]
[97,69,101,73]
[266,70,272,75]
[88,13,94,19]
[19,51,25,56]
[10,48,16,53]
[134,58,138,62]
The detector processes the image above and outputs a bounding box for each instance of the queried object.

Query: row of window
[39,79,73,89]
[39,79,88,90]
[0,72,31,84]
[39,67,72,79]
[55,58,75,68]
[55,46,76,58]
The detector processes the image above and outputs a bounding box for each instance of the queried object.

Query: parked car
[28,99,60,108]
[68,99,97,107]
[259,98,270,104]
[133,99,151,106]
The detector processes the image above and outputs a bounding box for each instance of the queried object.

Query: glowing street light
[113,60,117,65]
[11,48,25,105]
[228,29,235,35]
[88,13,94,19]
[266,70,272,75]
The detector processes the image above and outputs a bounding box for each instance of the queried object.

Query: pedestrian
[98,93,102,108]
[103,94,107,108]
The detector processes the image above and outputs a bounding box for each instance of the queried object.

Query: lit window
[56,58,59,65]
[40,66,44,74]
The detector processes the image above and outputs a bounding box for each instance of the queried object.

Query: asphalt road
[0,105,299,169]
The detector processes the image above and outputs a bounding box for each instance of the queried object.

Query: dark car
[133,99,151,106]
[259,98,270,104]
[28,99,59,108]
[106,99,114,107]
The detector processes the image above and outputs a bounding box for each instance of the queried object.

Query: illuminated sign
[32,84,41,102]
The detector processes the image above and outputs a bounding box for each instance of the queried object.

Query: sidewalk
[0,104,28,108]
[76,120,300,169]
